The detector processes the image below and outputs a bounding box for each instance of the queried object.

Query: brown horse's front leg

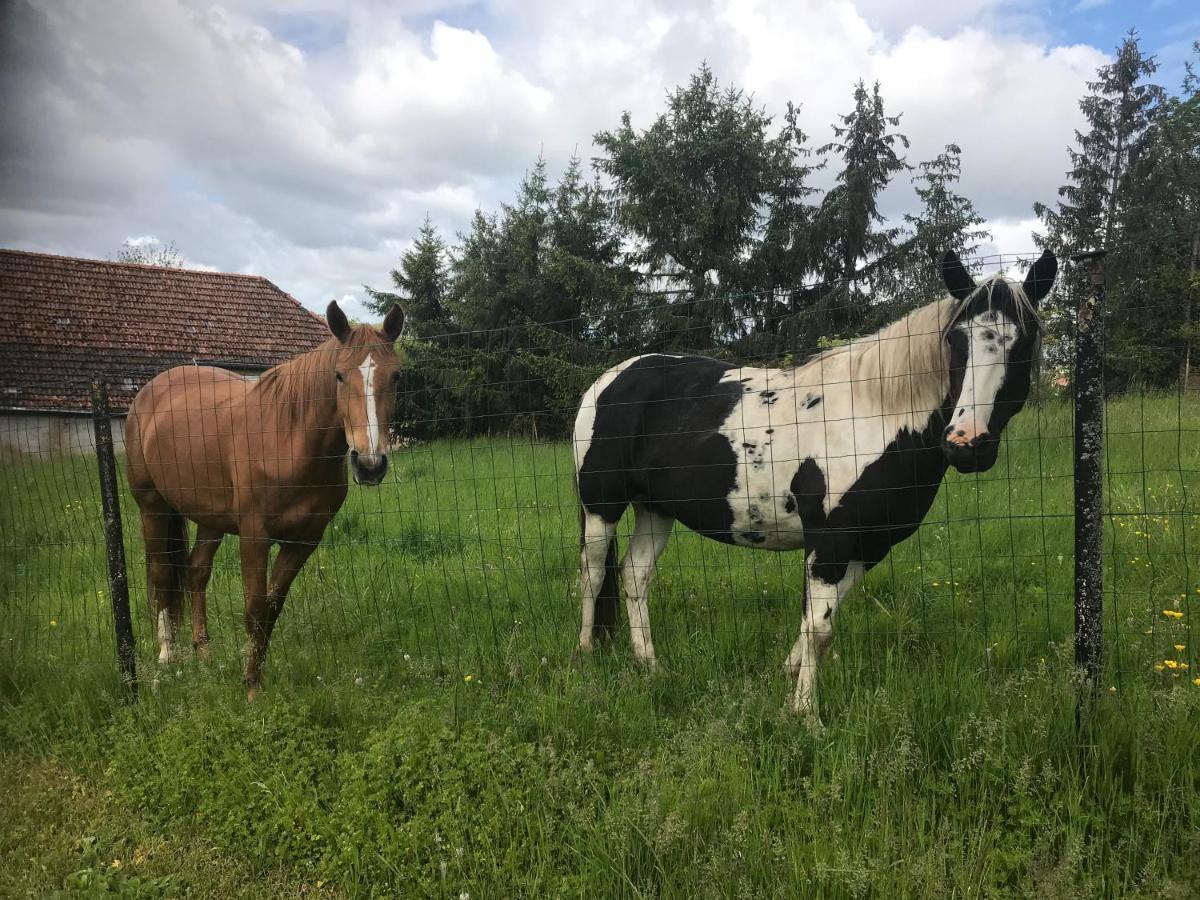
[240,533,272,700]
[188,525,223,659]
[243,537,319,700]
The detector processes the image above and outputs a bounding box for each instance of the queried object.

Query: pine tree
[903,144,990,297]
[1107,42,1199,385]
[1033,32,1168,381]
[365,216,451,339]
[748,102,823,336]
[815,80,910,326]
[1034,31,1165,256]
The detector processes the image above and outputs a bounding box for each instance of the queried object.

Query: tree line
[367,35,1196,439]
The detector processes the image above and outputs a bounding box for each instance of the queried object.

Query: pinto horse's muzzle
[350,450,389,486]
[942,432,1000,473]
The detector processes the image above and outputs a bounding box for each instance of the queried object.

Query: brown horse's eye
[391,372,400,383]
[335,372,344,383]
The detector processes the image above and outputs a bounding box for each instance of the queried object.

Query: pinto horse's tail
[578,503,621,642]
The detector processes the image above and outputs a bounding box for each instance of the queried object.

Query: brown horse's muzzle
[351,450,389,486]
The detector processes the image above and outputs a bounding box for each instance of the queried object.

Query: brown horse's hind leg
[242,537,318,700]
[139,500,188,665]
[187,525,223,659]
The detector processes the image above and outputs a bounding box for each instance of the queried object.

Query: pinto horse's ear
[380,303,405,343]
[941,250,976,302]
[1022,250,1057,306]
[326,300,351,344]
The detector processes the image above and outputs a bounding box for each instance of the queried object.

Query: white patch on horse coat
[716,298,960,548]
[572,354,681,471]
[359,355,380,455]
[946,311,1017,444]
[157,609,171,663]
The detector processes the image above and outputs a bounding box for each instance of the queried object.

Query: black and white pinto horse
[572,251,1058,715]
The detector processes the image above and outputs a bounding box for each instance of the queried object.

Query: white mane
[794,274,1036,434]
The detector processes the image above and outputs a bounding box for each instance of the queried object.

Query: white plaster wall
[0,413,126,457]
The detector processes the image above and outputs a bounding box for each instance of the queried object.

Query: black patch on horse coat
[789,459,827,532]
[577,355,743,540]
[803,393,822,409]
[808,412,951,586]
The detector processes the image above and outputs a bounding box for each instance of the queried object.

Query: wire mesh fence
[1,249,1196,710]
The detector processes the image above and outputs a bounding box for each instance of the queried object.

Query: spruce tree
[903,144,990,298]
[815,80,910,326]
[365,216,451,339]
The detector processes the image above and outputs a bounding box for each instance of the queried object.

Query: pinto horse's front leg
[786,555,864,718]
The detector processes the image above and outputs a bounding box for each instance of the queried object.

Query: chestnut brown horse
[126,301,404,697]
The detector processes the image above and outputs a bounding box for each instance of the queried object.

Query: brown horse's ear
[327,300,351,343]
[1022,250,1057,306]
[941,250,976,302]
[380,303,405,342]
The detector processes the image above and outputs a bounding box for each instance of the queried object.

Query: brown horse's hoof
[194,642,211,662]
[245,685,259,702]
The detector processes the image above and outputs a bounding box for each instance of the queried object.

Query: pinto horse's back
[573,354,746,539]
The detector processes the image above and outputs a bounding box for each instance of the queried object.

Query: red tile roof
[0,249,330,414]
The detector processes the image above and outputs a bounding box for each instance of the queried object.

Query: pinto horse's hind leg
[621,505,674,668]
[786,556,864,716]
[187,525,223,658]
[578,511,619,652]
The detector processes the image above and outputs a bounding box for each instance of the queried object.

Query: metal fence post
[91,380,137,699]
[1071,250,1106,694]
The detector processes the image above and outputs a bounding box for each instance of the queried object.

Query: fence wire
[0,249,1196,707]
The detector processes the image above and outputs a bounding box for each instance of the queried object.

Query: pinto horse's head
[325,300,405,486]
[938,249,1057,474]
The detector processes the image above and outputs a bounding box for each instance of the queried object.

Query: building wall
[0,413,126,458]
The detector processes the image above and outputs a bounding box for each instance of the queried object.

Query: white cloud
[0,0,1113,317]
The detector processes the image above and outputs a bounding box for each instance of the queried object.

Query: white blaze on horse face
[358,354,381,455]
[946,311,1017,446]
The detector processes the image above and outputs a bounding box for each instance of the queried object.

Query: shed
[0,249,329,456]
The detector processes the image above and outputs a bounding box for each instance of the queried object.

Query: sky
[0,0,1195,319]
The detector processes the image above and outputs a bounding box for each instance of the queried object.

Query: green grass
[1,393,1198,897]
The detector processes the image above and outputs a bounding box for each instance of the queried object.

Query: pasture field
[2,393,1199,897]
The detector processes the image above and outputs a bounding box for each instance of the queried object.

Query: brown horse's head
[325,300,405,485]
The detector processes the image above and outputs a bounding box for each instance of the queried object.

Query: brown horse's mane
[251,325,383,429]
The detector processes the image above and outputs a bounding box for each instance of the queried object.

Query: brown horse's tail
[578,503,621,642]
[148,509,189,620]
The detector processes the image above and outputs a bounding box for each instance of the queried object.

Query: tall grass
[1,393,1198,897]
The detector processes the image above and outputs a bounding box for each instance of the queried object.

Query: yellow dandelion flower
[1181,663,1190,670]
[1164,660,1179,669]
[1108,686,1117,693]
[1193,678,1200,687]
[464,674,474,683]
[110,859,122,870]
[1174,644,1186,652]
[49,619,57,627]
[1144,629,1154,635]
